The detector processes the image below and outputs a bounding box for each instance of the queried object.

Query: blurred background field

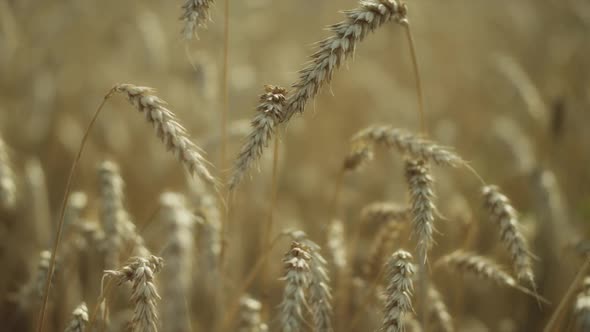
[1,0,590,331]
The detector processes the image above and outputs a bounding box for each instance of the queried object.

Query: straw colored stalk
[283,0,408,122]
[482,185,535,286]
[279,241,312,332]
[350,125,464,167]
[113,84,216,186]
[229,85,287,190]
[380,250,415,332]
[105,255,164,332]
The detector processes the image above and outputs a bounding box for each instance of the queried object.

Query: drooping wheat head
[113,84,216,186]
[283,0,408,122]
[350,125,464,167]
[229,85,287,190]
[482,185,535,286]
[105,255,164,332]
[180,0,215,40]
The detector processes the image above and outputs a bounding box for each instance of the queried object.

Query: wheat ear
[350,125,464,167]
[229,85,287,190]
[482,185,535,286]
[99,161,149,268]
[290,231,334,332]
[380,250,415,332]
[361,202,409,226]
[180,0,214,39]
[405,159,435,264]
[105,255,164,332]
[427,286,453,332]
[64,302,89,332]
[238,296,269,332]
[283,0,407,122]
[326,219,347,272]
[364,221,403,280]
[437,251,546,302]
[279,241,312,332]
[160,192,195,332]
[573,277,590,332]
[113,84,216,186]
[0,135,16,209]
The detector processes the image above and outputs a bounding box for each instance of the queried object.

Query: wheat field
[1,0,590,331]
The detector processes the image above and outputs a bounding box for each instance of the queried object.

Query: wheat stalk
[279,241,312,332]
[113,84,216,186]
[105,255,164,332]
[0,135,16,209]
[350,125,464,167]
[229,85,287,190]
[380,250,415,332]
[64,302,89,332]
[482,185,535,286]
[180,0,214,39]
[282,0,407,122]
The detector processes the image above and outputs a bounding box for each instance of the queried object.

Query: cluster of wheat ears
[1,0,589,331]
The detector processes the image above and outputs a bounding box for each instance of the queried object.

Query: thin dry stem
[37,89,114,332]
